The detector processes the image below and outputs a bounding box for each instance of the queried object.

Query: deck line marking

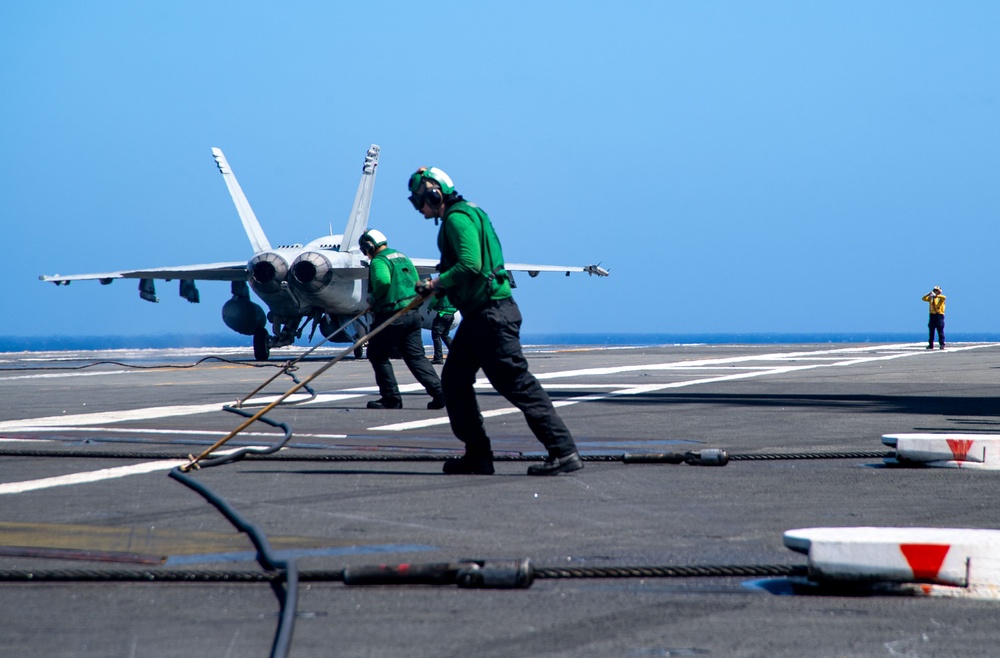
[0,447,261,495]
[0,460,187,495]
[370,345,996,432]
[528,343,950,380]
[372,365,816,431]
[1,343,994,434]
[1,343,995,495]
[0,403,230,430]
[0,370,136,381]
[0,427,348,439]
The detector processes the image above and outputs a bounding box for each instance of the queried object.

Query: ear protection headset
[359,229,388,257]
[408,167,455,210]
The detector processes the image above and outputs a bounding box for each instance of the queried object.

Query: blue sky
[3,2,998,340]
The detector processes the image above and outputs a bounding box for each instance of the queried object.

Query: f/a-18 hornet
[40,145,609,360]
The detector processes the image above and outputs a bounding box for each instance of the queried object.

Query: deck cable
[0,563,808,582]
[0,448,896,462]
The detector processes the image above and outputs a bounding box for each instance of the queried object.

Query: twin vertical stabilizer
[212,147,272,253]
[339,145,380,253]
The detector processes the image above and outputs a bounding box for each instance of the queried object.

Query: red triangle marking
[946,439,975,461]
[900,543,950,581]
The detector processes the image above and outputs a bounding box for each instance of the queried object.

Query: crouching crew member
[360,229,445,410]
[407,167,583,476]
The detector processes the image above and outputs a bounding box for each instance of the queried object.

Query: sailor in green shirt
[407,167,582,476]
[360,229,444,410]
[429,293,456,364]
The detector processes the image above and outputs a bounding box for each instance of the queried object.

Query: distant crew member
[408,166,583,476]
[360,229,445,410]
[430,293,457,364]
[922,286,946,350]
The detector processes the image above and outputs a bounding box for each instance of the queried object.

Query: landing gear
[253,329,271,361]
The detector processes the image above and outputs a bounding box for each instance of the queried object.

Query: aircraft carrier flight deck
[1,341,999,657]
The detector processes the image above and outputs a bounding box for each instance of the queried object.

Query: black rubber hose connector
[622,449,729,466]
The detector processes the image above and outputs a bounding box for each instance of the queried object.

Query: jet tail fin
[212,147,271,253]
[338,144,380,253]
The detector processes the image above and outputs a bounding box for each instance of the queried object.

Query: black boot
[367,398,402,409]
[443,452,494,475]
[527,451,584,476]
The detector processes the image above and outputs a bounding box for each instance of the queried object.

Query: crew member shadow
[576,391,1000,418]
[242,467,520,477]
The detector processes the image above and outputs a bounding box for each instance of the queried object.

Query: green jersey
[436,199,511,312]
[432,293,457,316]
[368,248,418,314]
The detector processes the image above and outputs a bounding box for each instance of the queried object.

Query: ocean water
[2,332,1000,353]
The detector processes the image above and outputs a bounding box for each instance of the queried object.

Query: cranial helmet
[359,229,388,256]
[408,167,455,210]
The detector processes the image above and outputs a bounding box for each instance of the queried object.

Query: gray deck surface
[1,341,998,657]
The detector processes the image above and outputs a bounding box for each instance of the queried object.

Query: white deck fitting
[785,526,1000,599]
[882,433,1000,470]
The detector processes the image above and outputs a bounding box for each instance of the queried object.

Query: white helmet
[359,229,388,256]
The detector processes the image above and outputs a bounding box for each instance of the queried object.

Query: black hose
[189,405,295,469]
[169,467,298,658]
[0,356,283,373]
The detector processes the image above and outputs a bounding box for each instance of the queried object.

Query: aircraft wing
[506,262,609,277]
[40,262,248,284]
[408,258,609,278]
[409,258,441,276]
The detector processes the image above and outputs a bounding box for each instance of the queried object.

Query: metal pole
[182,296,424,471]
[236,306,370,407]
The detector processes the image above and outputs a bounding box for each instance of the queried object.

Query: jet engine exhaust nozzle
[248,253,290,294]
[291,252,333,293]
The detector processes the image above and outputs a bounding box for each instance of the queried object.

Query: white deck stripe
[0,459,187,494]
[0,403,229,430]
[0,343,995,495]
[0,370,135,381]
[0,447,261,495]
[372,365,816,431]
[370,345,996,432]
[0,427,348,439]
[0,343,994,434]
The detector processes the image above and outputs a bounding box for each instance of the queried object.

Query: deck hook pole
[182,297,424,471]
[236,306,370,407]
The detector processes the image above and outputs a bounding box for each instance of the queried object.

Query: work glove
[415,278,436,298]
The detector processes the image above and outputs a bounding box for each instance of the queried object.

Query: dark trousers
[928,314,945,347]
[367,310,443,403]
[441,297,577,458]
[431,314,454,360]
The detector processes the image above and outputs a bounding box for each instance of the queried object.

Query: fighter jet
[40,145,609,360]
